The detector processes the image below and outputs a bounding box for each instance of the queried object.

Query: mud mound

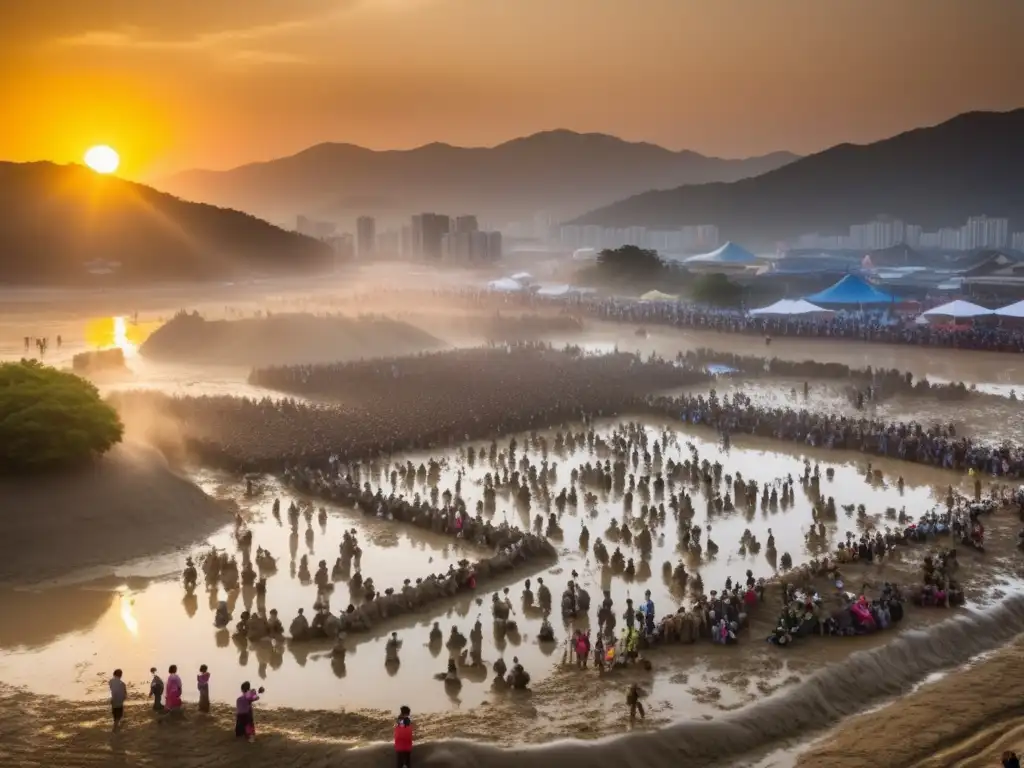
[796,634,1024,768]
[0,442,230,586]
[139,311,446,367]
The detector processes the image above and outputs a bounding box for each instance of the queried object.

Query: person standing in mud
[197,665,211,713]
[626,683,646,721]
[235,682,264,741]
[149,667,164,711]
[394,705,413,768]
[109,669,127,731]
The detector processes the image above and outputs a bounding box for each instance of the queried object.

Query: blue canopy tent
[804,274,896,306]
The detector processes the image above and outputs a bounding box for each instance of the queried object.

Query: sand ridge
[0,442,231,587]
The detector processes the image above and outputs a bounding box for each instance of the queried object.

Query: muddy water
[0,420,979,715]
[575,322,1024,394]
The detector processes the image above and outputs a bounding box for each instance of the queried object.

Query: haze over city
[2,0,1023,179]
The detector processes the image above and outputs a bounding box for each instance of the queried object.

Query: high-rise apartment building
[454,215,479,233]
[441,229,502,262]
[356,216,376,258]
[410,213,451,259]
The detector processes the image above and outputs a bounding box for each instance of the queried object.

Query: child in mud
[109,669,127,731]
[626,683,646,721]
[235,681,264,742]
[149,667,164,711]
[197,665,211,713]
[394,705,413,768]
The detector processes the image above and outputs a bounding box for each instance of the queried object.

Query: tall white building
[1011,231,1024,251]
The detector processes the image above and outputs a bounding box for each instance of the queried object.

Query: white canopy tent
[486,277,524,292]
[749,298,834,317]
[994,300,1024,319]
[920,300,992,320]
[639,290,678,302]
[536,284,573,297]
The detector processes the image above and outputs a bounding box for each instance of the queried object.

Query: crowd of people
[110,343,1024,478]
[417,287,1024,352]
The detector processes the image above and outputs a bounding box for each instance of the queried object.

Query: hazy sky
[3,0,1022,179]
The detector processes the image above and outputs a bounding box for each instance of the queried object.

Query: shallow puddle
[0,420,977,715]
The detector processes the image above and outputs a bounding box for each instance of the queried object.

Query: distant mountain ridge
[157,130,799,224]
[571,109,1024,248]
[0,162,333,284]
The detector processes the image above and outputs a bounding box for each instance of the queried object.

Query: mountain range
[0,162,333,284]
[572,109,1024,249]
[157,131,799,225]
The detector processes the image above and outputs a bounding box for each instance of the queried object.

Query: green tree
[596,245,664,277]
[690,273,744,307]
[0,360,124,473]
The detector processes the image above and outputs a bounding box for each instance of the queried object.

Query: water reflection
[84,315,154,356]
[0,422,978,715]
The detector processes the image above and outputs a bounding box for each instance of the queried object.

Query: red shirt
[394,717,413,751]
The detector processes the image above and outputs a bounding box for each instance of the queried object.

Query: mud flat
[0,442,231,586]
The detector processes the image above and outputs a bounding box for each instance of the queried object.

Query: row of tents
[750,275,1024,320]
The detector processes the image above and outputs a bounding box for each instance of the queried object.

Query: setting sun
[83,144,120,174]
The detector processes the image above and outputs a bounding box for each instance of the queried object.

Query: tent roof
[487,278,523,292]
[683,241,759,265]
[536,284,573,296]
[639,290,679,301]
[804,274,896,305]
[995,300,1024,319]
[749,298,834,316]
[921,300,992,318]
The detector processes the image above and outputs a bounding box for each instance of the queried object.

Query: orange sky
[2,0,1022,180]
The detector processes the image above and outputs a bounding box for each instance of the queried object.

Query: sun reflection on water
[119,593,139,637]
[84,316,154,356]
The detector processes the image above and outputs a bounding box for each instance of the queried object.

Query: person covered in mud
[385,631,402,665]
[626,683,646,721]
[149,667,164,711]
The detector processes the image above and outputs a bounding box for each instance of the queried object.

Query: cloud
[46,9,346,67]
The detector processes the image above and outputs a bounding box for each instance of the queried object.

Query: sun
[84,145,120,174]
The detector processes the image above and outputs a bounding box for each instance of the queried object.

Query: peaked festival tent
[920,300,992,320]
[683,241,759,267]
[994,300,1024,319]
[640,290,678,302]
[749,298,834,317]
[804,275,896,305]
[486,277,523,292]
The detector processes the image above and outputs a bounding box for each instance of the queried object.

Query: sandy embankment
[0,442,230,586]
[796,635,1024,768]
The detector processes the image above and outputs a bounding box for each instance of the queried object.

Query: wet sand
[792,633,1024,768]
[0,442,231,586]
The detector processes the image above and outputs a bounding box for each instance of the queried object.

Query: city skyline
[2,0,1023,179]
